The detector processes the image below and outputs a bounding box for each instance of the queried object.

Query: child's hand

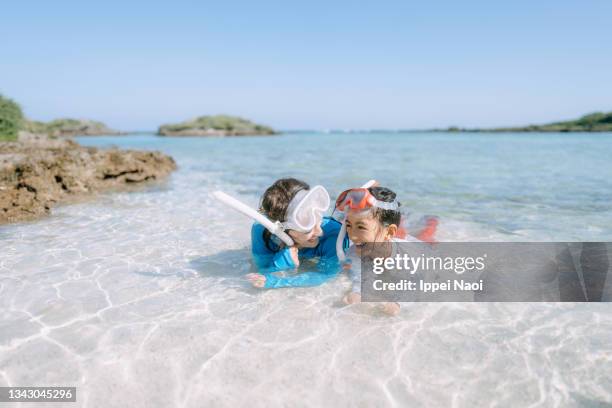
[289,246,299,267]
[246,273,266,288]
[343,292,361,305]
[380,302,401,316]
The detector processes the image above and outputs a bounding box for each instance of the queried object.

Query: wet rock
[0,132,176,224]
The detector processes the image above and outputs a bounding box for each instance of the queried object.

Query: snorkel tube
[212,191,295,246]
[336,180,377,262]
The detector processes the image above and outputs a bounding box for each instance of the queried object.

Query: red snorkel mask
[335,188,399,212]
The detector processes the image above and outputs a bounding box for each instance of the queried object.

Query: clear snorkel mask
[278,185,331,233]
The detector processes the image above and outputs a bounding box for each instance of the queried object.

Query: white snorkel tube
[336,180,377,262]
[212,191,295,246]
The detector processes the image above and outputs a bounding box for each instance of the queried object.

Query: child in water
[246,178,348,289]
[335,185,437,316]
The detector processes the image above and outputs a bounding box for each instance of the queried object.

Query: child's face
[288,221,323,248]
[345,210,396,248]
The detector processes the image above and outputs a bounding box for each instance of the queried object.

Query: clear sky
[2,0,611,130]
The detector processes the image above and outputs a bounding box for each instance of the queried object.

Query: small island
[158,115,276,136]
[445,112,612,133]
[24,118,122,137]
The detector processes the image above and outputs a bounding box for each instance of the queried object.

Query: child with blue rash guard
[246,178,349,289]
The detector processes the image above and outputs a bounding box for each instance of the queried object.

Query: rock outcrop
[0,132,176,224]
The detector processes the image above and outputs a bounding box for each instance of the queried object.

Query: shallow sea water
[1,132,612,407]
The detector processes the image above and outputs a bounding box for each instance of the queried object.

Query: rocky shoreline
[0,132,176,224]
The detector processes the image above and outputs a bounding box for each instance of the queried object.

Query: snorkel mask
[279,185,331,233]
[335,188,399,212]
[334,183,400,262]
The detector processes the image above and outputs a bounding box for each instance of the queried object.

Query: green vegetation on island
[0,94,120,139]
[0,94,24,141]
[446,112,612,133]
[24,118,121,137]
[158,115,276,136]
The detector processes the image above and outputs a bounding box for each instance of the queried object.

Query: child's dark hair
[368,186,401,226]
[259,178,309,249]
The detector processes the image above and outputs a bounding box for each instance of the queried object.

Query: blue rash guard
[251,216,349,289]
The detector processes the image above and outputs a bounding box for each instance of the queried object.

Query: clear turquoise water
[1,132,611,407]
[79,131,612,240]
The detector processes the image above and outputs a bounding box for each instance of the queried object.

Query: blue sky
[2,0,611,130]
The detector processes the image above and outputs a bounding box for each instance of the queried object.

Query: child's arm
[259,268,340,289]
[252,248,297,271]
[251,223,297,272]
[248,252,342,289]
[349,263,361,293]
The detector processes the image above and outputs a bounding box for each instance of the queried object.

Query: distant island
[1,94,121,141]
[24,118,121,137]
[158,115,276,136]
[444,112,612,133]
